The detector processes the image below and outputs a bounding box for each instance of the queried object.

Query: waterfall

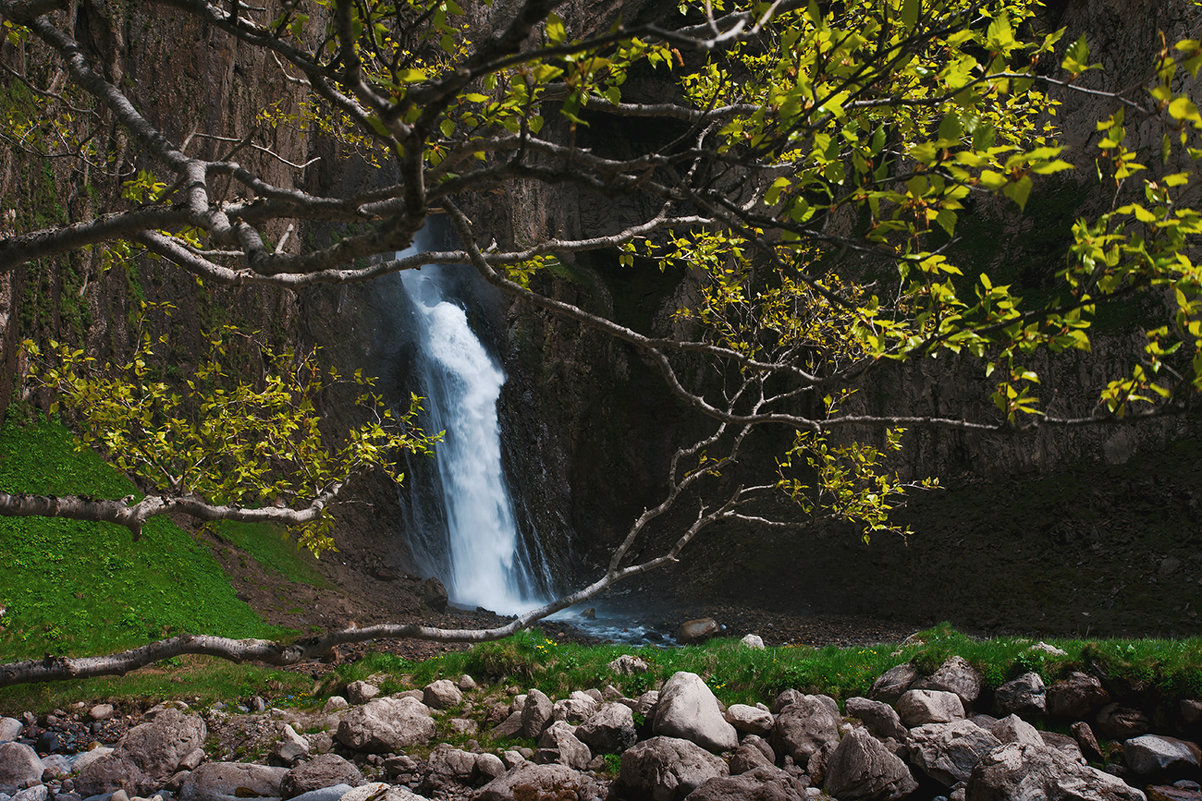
[396,230,549,615]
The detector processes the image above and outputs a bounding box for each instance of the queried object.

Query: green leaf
[546,12,566,44]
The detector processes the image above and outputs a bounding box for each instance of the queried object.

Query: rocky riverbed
[2,638,1201,801]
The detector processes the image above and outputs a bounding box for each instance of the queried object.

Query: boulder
[824,727,918,801]
[535,721,591,770]
[1047,672,1110,720]
[608,655,650,675]
[75,708,206,796]
[993,672,1046,719]
[0,743,43,794]
[913,657,983,707]
[1040,731,1086,763]
[966,741,1146,800]
[845,697,909,743]
[618,737,729,801]
[730,737,775,775]
[490,711,523,739]
[771,695,840,767]
[1147,786,1202,801]
[0,719,22,744]
[551,692,599,724]
[282,755,364,798]
[89,705,116,722]
[740,634,766,650]
[1096,704,1152,740]
[179,763,288,801]
[520,688,554,739]
[869,664,920,703]
[323,697,349,714]
[1124,735,1202,776]
[678,618,722,644]
[38,755,70,781]
[336,696,435,752]
[421,577,448,612]
[272,724,311,767]
[425,743,479,785]
[1072,722,1105,763]
[684,765,808,801]
[345,682,379,705]
[636,691,661,717]
[897,689,966,727]
[907,719,1002,786]
[340,782,425,801]
[724,704,774,737]
[70,746,113,775]
[475,753,505,781]
[10,785,47,801]
[653,672,738,753]
[458,674,477,691]
[287,784,354,801]
[986,715,1045,748]
[476,762,600,801]
[576,703,637,754]
[422,679,462,710]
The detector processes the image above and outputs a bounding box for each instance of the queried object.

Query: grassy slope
[0,418,290,661]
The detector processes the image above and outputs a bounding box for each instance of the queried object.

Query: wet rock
[993,673,1046,719]
[576,703,637,755]
[897,690,966,727]
[282,755,363,798]
[518,688,553,740]
[907,719,1001,787]
[653,672,738,753]
[845,697,909,743]
[179,763,288,801]
[678,618,722,644]
[336,697,435,752]
[1124,735,1202,776]
[617,736,728,801]
[0,743,43,794]
[824,727,918,801]
[476,762,600,801]
[771,695,840,767]
[724,704,774,737]
[1047,672,1110,720]
[870,664,920,704]
[684,765,808,801]
[966,741,1145,800]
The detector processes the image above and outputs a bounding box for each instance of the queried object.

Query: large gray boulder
[724,704,774,737]
[1124,735,1202,775]
[966,741,1146,800]
[914,656,983,706]
[729,737,775,775]
[993,672,1046,719]
[0,742,43,794]
[476,762,600,801]
[908,719,1002,787]
[896,689,965,727]
[520,688,554,739]
[282,755,364,798]
[552,691,600,725]
[771,695,840,767]
[618,736,729,801]
[75,708,206,796]
[985,714,1045,748]
[422,679,462,710]
[683,765,808,801]
[0,719,22,744]
[576,703,637,754]
[336,696,436,752]
[652,672,738,753]
[824,728,918,801]
[179,762,289,801]
[424,744,480,787]
[845,697,909,743]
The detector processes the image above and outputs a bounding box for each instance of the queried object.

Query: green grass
[329,625,1202,709]
[0,419,290,663]
[216,521,331,588]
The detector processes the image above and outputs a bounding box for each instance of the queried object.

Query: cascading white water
[397,233,548,615]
